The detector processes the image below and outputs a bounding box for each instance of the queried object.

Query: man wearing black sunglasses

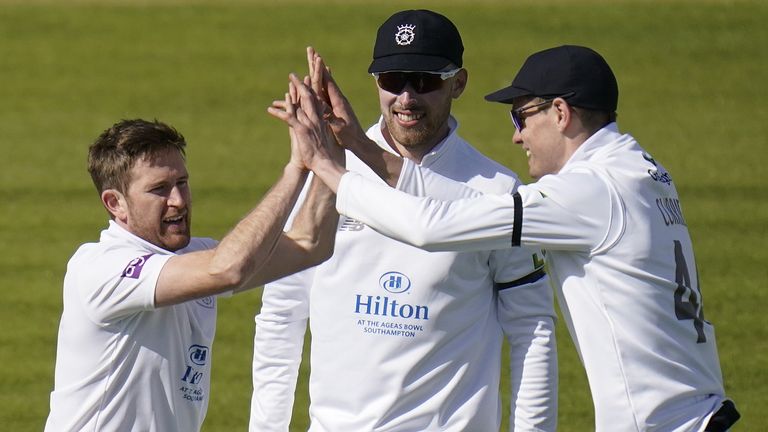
[252,9,557,432]
[286,44,740,432]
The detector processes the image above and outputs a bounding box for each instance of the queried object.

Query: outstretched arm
[154,89,336,307]
[250,87,335,430]
[270,74,517,252]
[155,163,309,306]
[244,171,337,289]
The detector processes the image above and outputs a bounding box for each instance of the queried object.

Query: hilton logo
[181,344,209,387]
[188,345,209,366]
[354,271,429,320]
[379,271,411,293]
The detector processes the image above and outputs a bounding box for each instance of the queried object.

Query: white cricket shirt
[45,221,218,432]
[336,123,729,431]
[251,117,557,431]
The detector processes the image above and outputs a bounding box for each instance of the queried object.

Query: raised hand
[306,47,368,150]
[306,47,404,187]
[279,84,307,172]
[268,74,342,174]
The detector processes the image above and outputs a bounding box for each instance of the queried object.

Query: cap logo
[395,24,415,46]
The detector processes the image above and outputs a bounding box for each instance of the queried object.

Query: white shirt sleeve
[76,248,172,324]
[250,176,314,432]
[336,166,619,255]
[496,270,558,432]
[489,245,557,431]
[516,169,620,253]
[337,171,517,252]
[250,270,312,432]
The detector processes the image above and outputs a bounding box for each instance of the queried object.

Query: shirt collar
[368,115,461,166]
[103,220,176,255]
[561,122,621,168]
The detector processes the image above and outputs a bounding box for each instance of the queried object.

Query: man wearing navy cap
[251,9,557,432]
[284,44,740,431]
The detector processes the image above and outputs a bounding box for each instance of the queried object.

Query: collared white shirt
[45,221,218,432]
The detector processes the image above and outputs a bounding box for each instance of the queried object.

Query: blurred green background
[1,0,765,430]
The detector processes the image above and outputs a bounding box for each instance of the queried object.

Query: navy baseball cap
[485,45,618,111]
[368,10,463,73]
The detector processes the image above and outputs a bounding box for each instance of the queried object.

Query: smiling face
[377,69,466,161]
[512,96,570,179]
[107,148,192,251]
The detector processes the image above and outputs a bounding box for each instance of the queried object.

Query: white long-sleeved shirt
[251,117,557,431]
[336,123,729,432]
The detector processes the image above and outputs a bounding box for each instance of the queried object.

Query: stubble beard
[385,104,451,150]
[127,207,191,252]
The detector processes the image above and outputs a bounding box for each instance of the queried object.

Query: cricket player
[279,45,740,431]
[252,10,557,431]
[44,117,338,431]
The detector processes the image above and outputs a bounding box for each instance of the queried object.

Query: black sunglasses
[373,69,460,94]
[509,92,575,131]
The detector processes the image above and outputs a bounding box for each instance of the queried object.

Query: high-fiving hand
[303,47,403,187]
[305,47,368,149]
[268,72,347,192]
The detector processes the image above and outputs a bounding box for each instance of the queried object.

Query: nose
[397,88,415,105]
[512,127,524,145]
[168,185,187,208]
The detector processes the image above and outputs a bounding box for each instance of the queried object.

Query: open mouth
[395,112,424,122]
[163,214,185,225]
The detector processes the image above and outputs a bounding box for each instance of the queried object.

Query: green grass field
[1,0,765,430]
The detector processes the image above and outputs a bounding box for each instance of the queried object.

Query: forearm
[307,154,347,194]
[243,174,338,288]
[154,166,308,307]
[285,173,338,262]
[341,132,402,187]
[209,165,309,287]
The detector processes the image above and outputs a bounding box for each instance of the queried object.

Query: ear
[101,189,128,223]
[451,69,468,99]
[552,98,573,132]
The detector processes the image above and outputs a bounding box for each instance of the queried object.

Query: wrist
[336,125,370,151]
[284,162,309,179]
[311,158,345,193]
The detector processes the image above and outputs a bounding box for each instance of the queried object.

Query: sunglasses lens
[377,73,408,94]
[377,72,445,94]
[510,110,523,131]
[413,73,444,93]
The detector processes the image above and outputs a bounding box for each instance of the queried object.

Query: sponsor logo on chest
[353,271,429,338]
